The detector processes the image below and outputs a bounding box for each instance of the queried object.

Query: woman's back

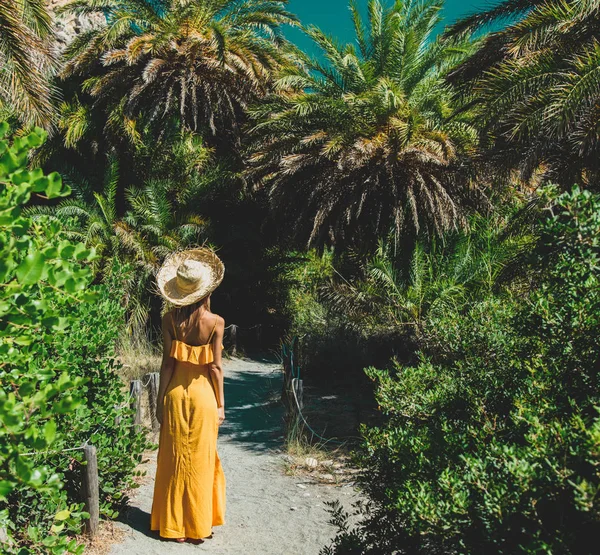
[169,308,220,347]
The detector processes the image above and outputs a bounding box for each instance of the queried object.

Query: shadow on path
[117,506,157,541]
[218,364,285,453]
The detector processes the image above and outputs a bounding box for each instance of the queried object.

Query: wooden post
[230,325,237,357]
[81,445,99,537]
[129,379,142,433]
[147,372,160,432]
[281,343,292,404]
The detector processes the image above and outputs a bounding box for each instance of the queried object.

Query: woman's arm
[156,312,175,425]
[208,316,225,424]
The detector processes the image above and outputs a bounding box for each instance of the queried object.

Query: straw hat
[157,248,225,306]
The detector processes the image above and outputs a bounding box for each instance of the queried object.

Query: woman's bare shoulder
[162,309,175,322]
[161,310,175,328]
[209,312,225,328]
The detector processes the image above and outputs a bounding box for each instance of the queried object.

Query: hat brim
[157,248,225,307]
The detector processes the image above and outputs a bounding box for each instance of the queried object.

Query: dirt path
[109,357,361,555]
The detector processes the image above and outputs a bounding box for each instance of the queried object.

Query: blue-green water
[286,0,492,54]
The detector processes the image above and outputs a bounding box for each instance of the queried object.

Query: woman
[150,248,226,543]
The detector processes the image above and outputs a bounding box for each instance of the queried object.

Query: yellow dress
[150,314,226,539]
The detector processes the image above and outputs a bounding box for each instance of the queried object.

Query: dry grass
[75,520,125,555]
[115,332,162,444]
[282,378,372,486]
[117,333,162,383]
[283,441,361,486]
[283,432,362,486]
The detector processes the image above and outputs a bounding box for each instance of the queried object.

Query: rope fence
[14,372,161,538]
[18,445,87,457]
[19,322,255,455]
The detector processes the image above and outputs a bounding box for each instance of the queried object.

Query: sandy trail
[109,357,361,555]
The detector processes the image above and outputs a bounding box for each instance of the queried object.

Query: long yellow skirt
[150,361,226,539]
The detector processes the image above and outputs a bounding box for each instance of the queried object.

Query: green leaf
[50,523,65,534]
[16,252,46,285]
[59,242,75,259]
[28,525,40,542]
[73,243,88,261]
[42,246,59,259]
[54,509,71,521]
[42,316,60,329]
[81,291,99,302]
[64,277,78,294]
[54,395,79,414]
[0,258,15,281]
[11,169,31,186]
[18,381,36,397]
[46,173,65,199]
[32,175,49,192]
[0,479,15,501]
[27,129,46,147]
[44,419,57,444]
[15,455,32,482]
[14,334,34,346]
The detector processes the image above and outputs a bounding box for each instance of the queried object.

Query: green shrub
[286,209,532,385]
[0,124,148,554]
[323,187,600,554]
[284,248,415,384]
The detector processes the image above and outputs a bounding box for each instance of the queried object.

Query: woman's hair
[173,295,210,330]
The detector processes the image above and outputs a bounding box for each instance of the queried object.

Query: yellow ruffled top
[170,340,225,365]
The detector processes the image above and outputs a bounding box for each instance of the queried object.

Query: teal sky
[286,0,492,54]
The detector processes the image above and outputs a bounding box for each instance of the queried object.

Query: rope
[141,373,154,388]
[17,374,158,457]
[18,446,85,457]
[289,378,347,446]
[19,336,358,458]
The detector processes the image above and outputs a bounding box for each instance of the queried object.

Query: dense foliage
[447,0,600,187]
[248,0,481,251]
[284,201,533,382]
[0,0,57,127]
[0,125,147,553]
[323,187,600,553]
[60,0,296,147]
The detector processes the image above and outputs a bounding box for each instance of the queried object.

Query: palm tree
[0,0,57,127]
[59,0,297,146]
[246,0,481,252]
[446,0,600,188]
[322,210,533,337]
